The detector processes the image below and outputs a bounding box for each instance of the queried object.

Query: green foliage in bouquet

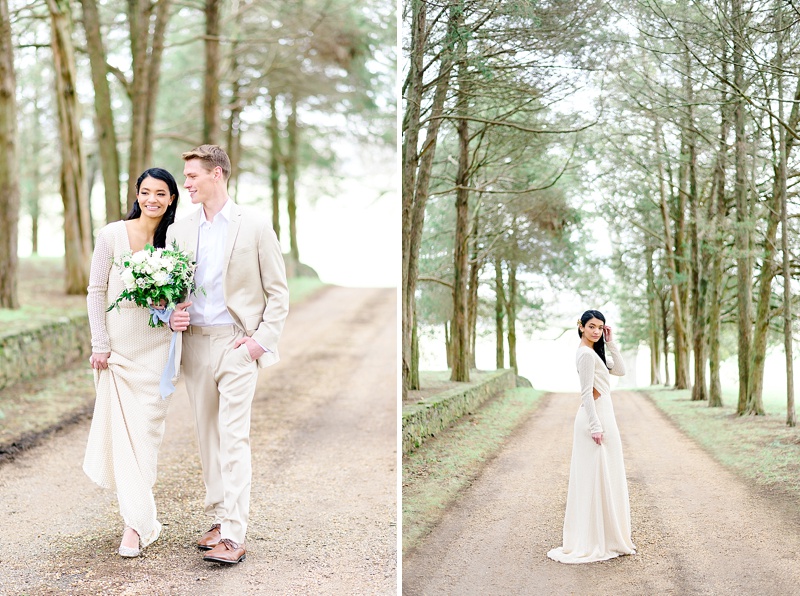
[107,241,201,326]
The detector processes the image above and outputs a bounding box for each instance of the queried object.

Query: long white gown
[547,340,636,564]
[83,220,173,547]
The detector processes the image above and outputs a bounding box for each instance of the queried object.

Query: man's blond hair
[181,144,231,181]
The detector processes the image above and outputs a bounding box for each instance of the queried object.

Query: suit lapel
[222,201,243,286]
[180,208,202,258]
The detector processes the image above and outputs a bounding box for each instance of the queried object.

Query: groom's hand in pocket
[169,301,192,331]
[234,337,266,361]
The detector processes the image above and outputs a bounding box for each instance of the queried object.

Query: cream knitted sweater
[576,340,626,433]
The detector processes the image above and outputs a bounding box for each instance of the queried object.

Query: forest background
[402,0,800,425]
[0,0,396,301]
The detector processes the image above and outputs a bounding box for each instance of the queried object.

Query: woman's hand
[90,352,111,370]
[591,432,603,446]
[603,325,613,343]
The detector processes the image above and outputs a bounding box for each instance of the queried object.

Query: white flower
[136,277,148,288]
[120,268,136,290]
[153,270,170,286]
[132,251,148,264]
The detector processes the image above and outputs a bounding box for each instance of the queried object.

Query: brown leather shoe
[197,524,222,550]
[203,538,246,564]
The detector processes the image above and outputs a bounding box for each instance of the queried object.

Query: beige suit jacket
[166,202,289,369]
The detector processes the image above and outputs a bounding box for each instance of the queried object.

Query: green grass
[642,386,800,495]
[403,386,545,556]
[287,276,328,304]
[0,367,97,450]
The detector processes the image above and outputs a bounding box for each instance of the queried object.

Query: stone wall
[402,369,516,455]
[0,315,90,390]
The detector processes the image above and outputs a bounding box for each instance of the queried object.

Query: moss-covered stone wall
[402,369,516,455]
[0,315,90,390]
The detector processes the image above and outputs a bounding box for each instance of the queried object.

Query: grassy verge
[0,365,96,463]
[288,276,328,304]
[403,386,545,556]
[642,386,800,496]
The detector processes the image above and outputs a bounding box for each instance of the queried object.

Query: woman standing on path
[547,309,636,564]
[83,168,180,557]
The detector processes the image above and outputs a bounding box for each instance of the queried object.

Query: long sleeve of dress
[87,229,114,353]
[577,350,603,434]
[606,340,626,377]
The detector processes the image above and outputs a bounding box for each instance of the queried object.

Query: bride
[547,309,636,564]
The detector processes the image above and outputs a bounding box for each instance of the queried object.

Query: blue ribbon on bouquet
[149,307,178,399]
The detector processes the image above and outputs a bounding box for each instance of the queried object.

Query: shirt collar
[200,199,232,225]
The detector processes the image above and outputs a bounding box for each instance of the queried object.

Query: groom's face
[183,159,218,204]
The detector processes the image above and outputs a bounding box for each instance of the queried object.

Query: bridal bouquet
[107,241,199,327]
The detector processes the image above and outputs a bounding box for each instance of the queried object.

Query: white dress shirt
[188,200,236,327]
[187,200,269,353]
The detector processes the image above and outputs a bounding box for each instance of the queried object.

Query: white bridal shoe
[118,527,141,557]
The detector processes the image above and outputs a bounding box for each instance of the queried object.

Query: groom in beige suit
[167,144,289,564]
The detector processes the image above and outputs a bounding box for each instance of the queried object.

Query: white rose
[120,268,136,290]
[153,271,170,286]
[132,251,147,264]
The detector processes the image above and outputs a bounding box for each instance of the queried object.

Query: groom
[168,144,289,564]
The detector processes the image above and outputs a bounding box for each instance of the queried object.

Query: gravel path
[0,286,397,595]
[403,391,800,595]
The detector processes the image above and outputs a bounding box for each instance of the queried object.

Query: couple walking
[83,144,289,564]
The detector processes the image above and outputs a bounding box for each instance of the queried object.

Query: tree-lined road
[0,287,397,595]
[404,391,800,595]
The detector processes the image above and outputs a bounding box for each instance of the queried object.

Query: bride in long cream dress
[547,309,636,564]
[83,168,180,557]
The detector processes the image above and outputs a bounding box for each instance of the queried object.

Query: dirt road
[0,286,397,595]
[403,391,800,595]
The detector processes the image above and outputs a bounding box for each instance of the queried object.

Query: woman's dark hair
[124,167,180,248]
[578,309,609,368]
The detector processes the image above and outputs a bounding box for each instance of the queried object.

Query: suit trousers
[182,325,259,544]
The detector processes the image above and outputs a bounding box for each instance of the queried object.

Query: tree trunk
[143,0,169,169]
[226,75,242,194]
[776,1,796,427]
[402,0,455,396]
[269,94,281,239]
[707,38,730,408]
[48,0,92,295]
[0,0,19,308]
[410,319,420,390]
[656,120,689,389]
[450,49,470,383]
[203,0,221,144]
[444,321,452,370]
[126,0,147,208]
[681,51,707,401]
[506,262,518,375]
[660,290,671,387]
[732,0,753,415]
[27,62,43,255]
[126,0,171,208]
[495,258,505,369]
[286,93,300,266]
[80,0,121,223]
[749,169,780,415]
[467,210,480,369]
[225,5,244,194]
[645,244,660,385]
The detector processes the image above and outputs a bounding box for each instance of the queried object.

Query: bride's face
[137,176,173,220]
[580,318,605,344]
